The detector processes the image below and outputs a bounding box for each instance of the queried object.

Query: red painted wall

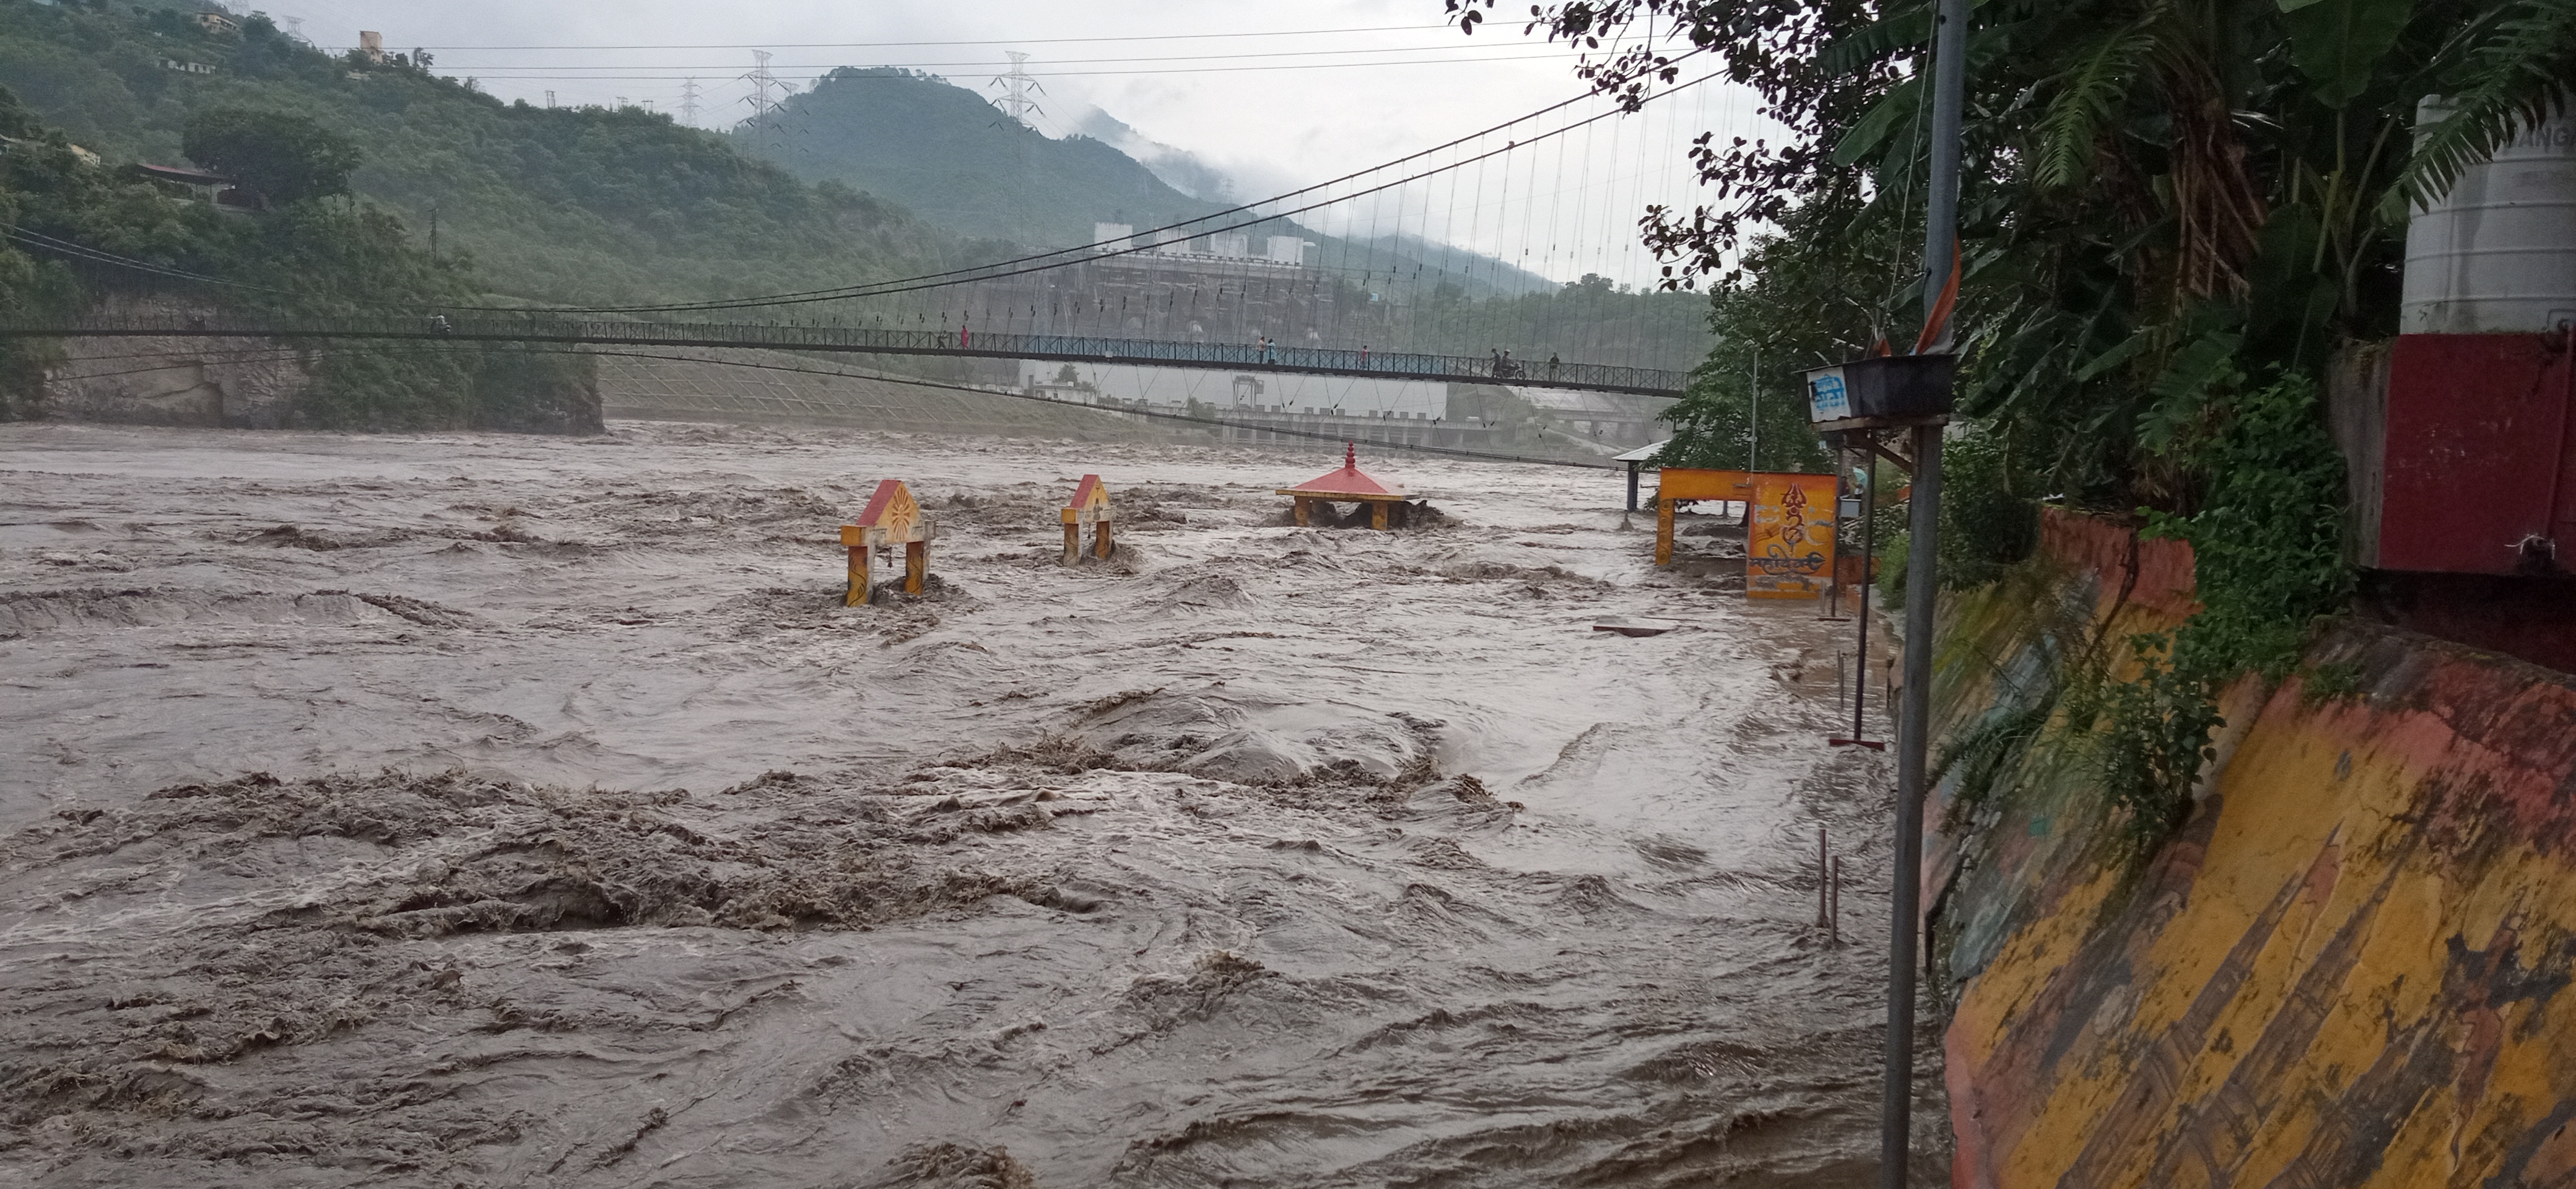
[2035,507,2198,619]
[2380,333,2576,575]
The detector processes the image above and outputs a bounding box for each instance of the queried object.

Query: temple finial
[1345,442,1357,469]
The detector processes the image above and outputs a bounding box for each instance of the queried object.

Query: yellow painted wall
[1935,513,2576,1188]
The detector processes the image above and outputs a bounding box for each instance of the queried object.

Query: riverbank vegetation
[0,1,939,307]
[1512,0,2574,850]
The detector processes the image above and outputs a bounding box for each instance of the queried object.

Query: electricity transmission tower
[742,51,782,120]
[680,79,702,127]
[988,51,1044,129]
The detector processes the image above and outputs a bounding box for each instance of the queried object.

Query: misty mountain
[731,68,1556,297]
[1342,231,1556,298]
[734,68,1229,250]
[1069,106,1234,203]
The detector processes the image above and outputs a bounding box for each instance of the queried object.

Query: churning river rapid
[0,421,1944,1187]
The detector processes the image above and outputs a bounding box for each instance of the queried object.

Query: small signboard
[1804,355,1954,429]
[1807,366,1851,422]
[1747,473,1838,599]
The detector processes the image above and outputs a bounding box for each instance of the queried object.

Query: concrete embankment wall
[1933,509,2576,1188]
[35,297,308,428]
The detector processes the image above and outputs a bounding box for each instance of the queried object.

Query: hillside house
[131,163,263,212]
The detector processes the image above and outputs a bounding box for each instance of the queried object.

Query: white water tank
[2402,98,2576,334]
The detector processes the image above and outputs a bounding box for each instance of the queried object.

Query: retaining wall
[1934,508,2576,1188]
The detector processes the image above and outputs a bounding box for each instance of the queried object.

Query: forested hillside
[0,0,1717,422]
[0,1,942,305]
[0,82,592,430]
[738,67,1562,297]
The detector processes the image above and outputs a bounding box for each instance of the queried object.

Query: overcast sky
[242,0,1774,286]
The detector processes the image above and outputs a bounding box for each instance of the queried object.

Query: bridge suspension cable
[7,47,1736,381]
[9,61,1716,323]
[435,48,1718,315]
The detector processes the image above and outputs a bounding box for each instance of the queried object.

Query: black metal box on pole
[1805,355,1957,430]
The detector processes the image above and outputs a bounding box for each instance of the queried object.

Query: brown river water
[0,421,1944,1187]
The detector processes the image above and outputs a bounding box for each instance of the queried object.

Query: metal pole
[1749,346,1760,471]
[1920,0,1969,313]
[1882,420,1944,1187]
[1855,433,1877,739]
[1884,0,1967,1180]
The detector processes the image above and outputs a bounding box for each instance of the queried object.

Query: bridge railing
[0,313,1692,398]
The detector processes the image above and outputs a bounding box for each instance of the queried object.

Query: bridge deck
[0,315,1690,399]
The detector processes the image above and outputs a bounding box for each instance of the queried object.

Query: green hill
[0,2,942,307]
[0,2,1709,406]
[737,68,1225,251]
[734,67,1562,298]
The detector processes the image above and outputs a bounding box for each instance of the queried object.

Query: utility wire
[442,43,1580,70]
[356,24,1457,51]
[4,227,300,297]
[472,53,1720,316]
[453,54,1591,81]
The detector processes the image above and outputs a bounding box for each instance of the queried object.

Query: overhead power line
[4,227,295,296]
[433,42,1585,69]
[331,24,1454,51]
[444,53,1590,82]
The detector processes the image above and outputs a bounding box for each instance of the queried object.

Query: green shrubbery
[1933,374,2351,858]
[2094,373,2351,848]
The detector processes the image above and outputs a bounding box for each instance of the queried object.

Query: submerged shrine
[1278,443,1414,530]
[840,479,933,605]
[1062,474,1114,564]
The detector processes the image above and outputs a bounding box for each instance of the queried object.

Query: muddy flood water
[0,421,1944,1187]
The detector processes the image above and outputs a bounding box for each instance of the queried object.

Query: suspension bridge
[0,315,1688,398]
[7,53,1758,436]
